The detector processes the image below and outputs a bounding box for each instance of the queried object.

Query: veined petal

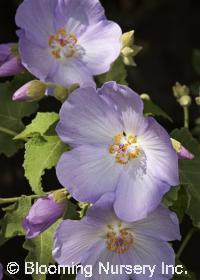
[125,236,175,280]
[86,192,116,225]
[55,0,106,34]
[56,87,123,146]
[18,32,56,81]
[114,172,170,222]
[49,58,95,88]
[98,82,144,114]
[78,242,128,280]
[138,117,179,186]
[16,0,57,46]
[79,21,122,75]
[53,219,102,265]
[130,206,181,241]
[56,145,123,203]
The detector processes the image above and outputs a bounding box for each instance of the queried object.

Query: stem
[183,106,189,129]
[0,126,17,137]
[176,228,197,259]
[0,192,52,205]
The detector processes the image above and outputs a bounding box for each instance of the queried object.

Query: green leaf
[171,187,188,222]
[23,222,59,280]
[0,80,38,157]
[15,112,59,140]
[96,57,128,86]
[24,135,68,194]
[192,49,200,76]
[143,99,173,122]
[163,186,180,207]
[171,128,200,228]
[1,196,32,238]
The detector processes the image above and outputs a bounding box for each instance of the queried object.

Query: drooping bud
[23,191,67,239]
[12,80,47,101]
[121,31,142,66]
[171,138,194,160]
[172,82,190,99]
[0,43,23,77]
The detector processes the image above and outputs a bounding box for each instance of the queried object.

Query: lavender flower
[15,0,122,88]
[23,192,67,238]
[0,43,23,77]
[56,81,179,222]
[53,193,181,280]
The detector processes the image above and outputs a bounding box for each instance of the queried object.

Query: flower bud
[23,192,67,239]
[45,83,79,101]
[0,43,23,77]
[172,82,190,99]
[121,31,142,66]
[140,93,151,101]
[171,138,194,160]
[195,96,200,106]
[12,80,47,101]
[178,95,192,107]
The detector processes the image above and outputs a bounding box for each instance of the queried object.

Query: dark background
[0,0,200,279]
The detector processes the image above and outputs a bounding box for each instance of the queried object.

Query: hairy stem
[176,228,197,259]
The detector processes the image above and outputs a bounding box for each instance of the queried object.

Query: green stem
[0,192,52,205]
[176,228,197,259]
[183,106,189,129]
[0,126,17,137]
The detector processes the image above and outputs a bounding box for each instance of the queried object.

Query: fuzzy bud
[171,138,194,160]
[12,80,47,101]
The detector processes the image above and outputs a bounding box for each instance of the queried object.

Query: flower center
[106,224,133,254]
[109,132,141,164]
[49,28,77,59]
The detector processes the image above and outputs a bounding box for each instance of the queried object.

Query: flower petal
[18,31,56,81]
[56,145,122,203]
[16,0,57,46]
[48,58,96,88]
[56,87,122,146]
[79,21,122,75]
[86,192,116,225]
[125,236,175,280]
[130,206,181,241]
[98,82,144,114]
[138,117,179,186]
[53,219,102,265]
[55,0,106,34]
[114,172,171,222]
[78,242,129,280]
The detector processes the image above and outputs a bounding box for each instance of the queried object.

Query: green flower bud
[140,93,151,101]
[12,80,47,101]
[195,96,200,106]
[121,30,142,66]
[172,82,190,99]
[178,95,192,107]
